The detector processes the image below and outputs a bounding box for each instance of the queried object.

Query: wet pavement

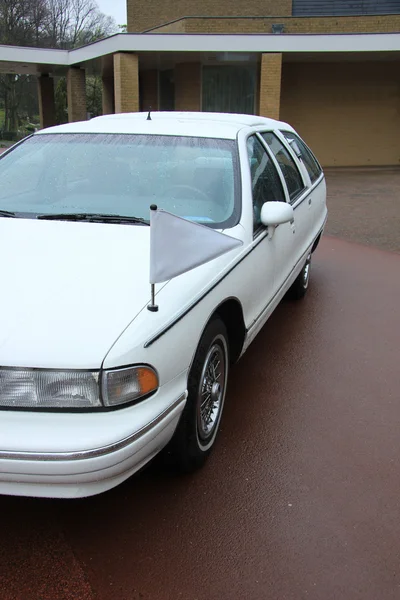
[325,168,400,253]
[0,233,399,600]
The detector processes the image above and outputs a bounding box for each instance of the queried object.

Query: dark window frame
[260,131,307,204]
[246,134,287,235]
[280,130,323,185]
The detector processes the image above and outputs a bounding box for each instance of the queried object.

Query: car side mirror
[260,202,294,239]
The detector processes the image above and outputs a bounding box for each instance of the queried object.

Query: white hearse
[0,112,327,498]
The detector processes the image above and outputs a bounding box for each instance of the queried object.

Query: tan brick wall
[37,75,56,128]
[175,63,201,111]
[67,67,86,122]
[114,53,139,113]
[128,0,292,32]
[140,70,159,111]
[280,61,400,167]
[259,53,282,120]
[150,20,187,33]
[160,14,400,34]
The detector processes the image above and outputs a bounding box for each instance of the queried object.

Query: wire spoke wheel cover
[303,254,311,289]
[197,337,227,442]
[165,317,229,471]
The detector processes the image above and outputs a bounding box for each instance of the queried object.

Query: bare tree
[0,0,117,135]
[0,0,39,45]
[0,0,49,133]
[44,0,116,48]
[44,0,71,48]
[30,0,49,46]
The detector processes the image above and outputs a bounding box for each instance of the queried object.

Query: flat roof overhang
[0,32,400,75]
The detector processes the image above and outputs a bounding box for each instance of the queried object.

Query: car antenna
[147,204,159,312]
[147,107,152,121]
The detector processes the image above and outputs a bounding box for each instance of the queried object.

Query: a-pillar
[67,67,87,122]
[37,74,56,129]
[174,63,201,111]
[102,76,114,115]
[258,53,282,120]
[113,53,139,113]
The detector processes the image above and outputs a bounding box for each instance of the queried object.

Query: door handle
[308,198,312,205]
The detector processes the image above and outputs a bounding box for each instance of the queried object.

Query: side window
[246,135,286,232]
[282,131,322,184]
[261,132,306,203]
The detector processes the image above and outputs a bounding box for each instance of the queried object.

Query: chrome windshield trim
[0,393,187,462]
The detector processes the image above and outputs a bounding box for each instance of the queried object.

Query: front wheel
[166,317,229,472]
[288,253,311,300]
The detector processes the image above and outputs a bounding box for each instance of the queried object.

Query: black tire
[166,316,229,473]
[288,253,311,300]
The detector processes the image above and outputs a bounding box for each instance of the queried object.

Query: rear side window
[282,131,322,184]
[247,135,285,231]
[261,132,305,203]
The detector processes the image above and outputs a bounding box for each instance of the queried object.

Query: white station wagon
[0,112,327,498]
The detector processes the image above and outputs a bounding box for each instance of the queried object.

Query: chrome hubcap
[303,256,311,288]
[211,382,220,403]
[197,341,226,441]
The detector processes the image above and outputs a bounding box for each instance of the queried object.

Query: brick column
[113,53,139,113]
[67,67,87,122]
[102,76,114,115]
[37,74,56,129]
[140,70,159,111]
[259,53,282,120]
[175,63,201,111]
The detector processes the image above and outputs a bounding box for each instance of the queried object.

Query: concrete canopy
[1,32,400,75]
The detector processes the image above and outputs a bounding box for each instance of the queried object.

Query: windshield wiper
[0,209,16,217]
[37,213,149,225]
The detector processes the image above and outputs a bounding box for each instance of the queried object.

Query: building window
[202,65,256,115]
[159,70,175,111]
[292,0,400,16]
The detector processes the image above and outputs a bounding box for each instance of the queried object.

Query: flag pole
[147,204,159,312]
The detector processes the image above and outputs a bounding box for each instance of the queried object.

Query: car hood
[0,218,157,368]
[0,218,245,369]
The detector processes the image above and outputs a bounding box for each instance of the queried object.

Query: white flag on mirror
[150,209,243,284]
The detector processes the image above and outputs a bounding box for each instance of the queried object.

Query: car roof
[36,111,294,140]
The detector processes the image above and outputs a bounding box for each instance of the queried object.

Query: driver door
[244,135,295,335]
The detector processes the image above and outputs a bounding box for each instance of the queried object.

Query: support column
[113,53,139,113]
[37,74,56,129]
[140,70,159,112]
[259,53,282,120]
[67,67,87,122]
[175,63,201,112]
[102,76,114,115]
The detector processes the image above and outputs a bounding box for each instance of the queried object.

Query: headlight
[0,369,100,408]
[102,366,159,407]
[0,365,159,409]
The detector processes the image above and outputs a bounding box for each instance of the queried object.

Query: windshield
[0,133,239,227]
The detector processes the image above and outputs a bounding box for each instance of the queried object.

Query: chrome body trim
[0,393,186,462]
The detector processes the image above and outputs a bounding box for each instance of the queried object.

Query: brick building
[1,0,400,166]
[129,0,400,167]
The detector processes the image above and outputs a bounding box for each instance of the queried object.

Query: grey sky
[96,0,127,26]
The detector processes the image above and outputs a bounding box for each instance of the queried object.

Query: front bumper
[0,377,187,498]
